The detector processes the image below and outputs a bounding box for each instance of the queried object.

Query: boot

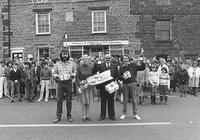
[164,96,168,105]
[153,95,157,105]
[160,96,163,104]
[139,96,142,105]
[150,95,153,104]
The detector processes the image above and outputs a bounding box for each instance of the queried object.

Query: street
[0,94,200,140]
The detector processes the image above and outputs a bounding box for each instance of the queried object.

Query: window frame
[36,12,51,35]
[156,0,171,6]
[38,48,50,60]
[91,10,107,34]
[155,20,172,41]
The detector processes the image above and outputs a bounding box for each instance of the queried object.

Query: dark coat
[10,69,21,81]
[176,69,189,85]
[97,62,119,88]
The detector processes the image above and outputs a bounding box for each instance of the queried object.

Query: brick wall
[9,0,140,60]
[131,0,200,59]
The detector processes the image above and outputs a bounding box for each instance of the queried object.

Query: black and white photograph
[0,0,200,139]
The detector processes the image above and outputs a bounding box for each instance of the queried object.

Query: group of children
[136,57,200,106]
[0,58,58,103]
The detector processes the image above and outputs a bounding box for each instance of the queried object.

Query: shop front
[64,40,139,59]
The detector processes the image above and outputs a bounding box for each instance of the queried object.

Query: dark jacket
[97,62,119,88]
[119,62,146,84]
[176,69,189,85]
[10,69,21,81]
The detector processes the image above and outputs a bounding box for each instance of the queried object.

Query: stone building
[130,0,200,59]
[4,0,140,61]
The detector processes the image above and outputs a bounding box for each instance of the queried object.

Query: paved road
[0,95,200,140]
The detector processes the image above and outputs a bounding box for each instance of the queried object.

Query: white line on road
[0,122,172,128]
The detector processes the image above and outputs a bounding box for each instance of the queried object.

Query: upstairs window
[92,10,107,33]
[32,0,48,3]
[156,0,171,5]
[155,20,171,41]
[36,13,51,35]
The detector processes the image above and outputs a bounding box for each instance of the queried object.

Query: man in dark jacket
[97,54,119,121]
[119,55,145,120]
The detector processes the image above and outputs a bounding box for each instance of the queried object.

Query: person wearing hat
[119,55,146,120]
[96,54,119,121]
[52,49,76,123]
[37,61,52,102]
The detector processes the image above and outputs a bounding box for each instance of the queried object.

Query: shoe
[98,117,105,121]
[134,114,141,120]
[120,114,126,120]
[82,118,87,122]
[37,98,42,102]
[54,117,61,123]
[18,99,22,102]
[86,117,92,121]
[45,99,48,102]
[109,117,116,121]
[11,99,14,103]
[67,116,73,122]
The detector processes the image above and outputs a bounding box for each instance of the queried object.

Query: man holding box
[119,55,146,120]
[52,49,76,123]
[97,54,119,121]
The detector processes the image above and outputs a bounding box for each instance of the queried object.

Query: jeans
[11,81,20,99]
[39,80,50,100]
[56,80,72,118]
[122,82,138,115]
[0,77,8,98]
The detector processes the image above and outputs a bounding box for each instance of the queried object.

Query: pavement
[0,94,200,140]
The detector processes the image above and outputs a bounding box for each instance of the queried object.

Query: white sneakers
[120,114,141,120]
[134,114,141,120]
[37,98,48,102]
[37,98,42,102]
[120,114,126,120]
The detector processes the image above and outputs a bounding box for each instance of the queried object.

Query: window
[92,10,107,33]
[156,0,170,5]
[155,20,171,41]
[39,48,49,59]
[2,12,8,19]
[32,0,48,3]
[3,26,8,32]
[36,13,51,34]
[3,36,8,42]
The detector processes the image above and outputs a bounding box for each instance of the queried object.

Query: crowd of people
[0,49,199,123]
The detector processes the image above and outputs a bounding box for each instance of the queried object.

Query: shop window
[155,20,171,41]
[36,12,51,34]
[156,0,171,5]
[92,10,107,33]
[39,48,49,59]
[32,0,48,3]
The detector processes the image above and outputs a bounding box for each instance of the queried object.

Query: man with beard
[97,54,119,121]
[52,50,76,123]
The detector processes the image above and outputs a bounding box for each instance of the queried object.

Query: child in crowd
[149,62,160,105]
[176,64,189,97]
[10,63,21,103]
[159,67,170,105]
[24,62,35,102]
[37,61,52,102]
